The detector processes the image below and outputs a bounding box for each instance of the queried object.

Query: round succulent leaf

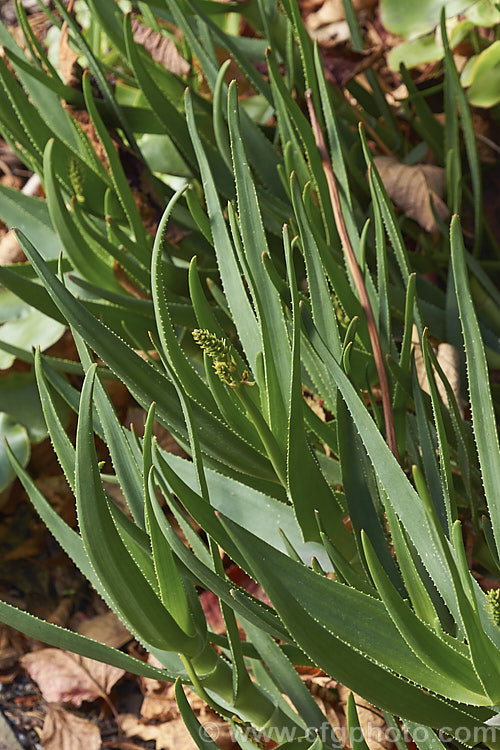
[467,41,500,107]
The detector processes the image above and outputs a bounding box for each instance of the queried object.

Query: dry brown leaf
[46,598,73,629]
[126,406,187,457]
[471,111,498,164]
[307,18,350,44]
[303,388,327,421]
[0,173,23,191]
[7,12,50,51]
[140,679,178,722]
[58,24,78,85]
[34,475,77,527]
[411,325,463,413]
[321,44,383,86]
[138,654,176,721]
[338,687,394,750]
[136,657,235,747]
[433,342,462,409]
[373,156,449,232]
[200,590,227,636]
[119,712,236,750]
[77,612,132,649]
[58,0,79,86]
[306,0,376,29]
[385,83,409,107]
[311,698,344,747]
[3,535,44,561]
[0,230,26,265]
[114,262,149,300]
[131,18,189,76]
[41,705,101,750]
[0,625,23,671]
[63,106,110,170]
[297,676,344,747]
[303,389,332,456]
[139,655,202,722]
[21,648,125,706]
[305,0,376,42]
[119,714,198,750]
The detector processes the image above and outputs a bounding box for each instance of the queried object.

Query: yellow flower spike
[485,589,500,627]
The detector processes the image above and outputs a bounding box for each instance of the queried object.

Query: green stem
[187,642,302,738]
[232,383,287,486]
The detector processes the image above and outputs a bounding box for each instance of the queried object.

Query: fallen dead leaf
[119,710,237,750]
[3,535,45,562]
[303,388,332,456]
[126,406,188,457]
[296,675,344,746]
[0,625,23,671]
[118,713,198,750]
[21,648,125,706]
[0,142,23,175]
[114,262,149,300]
[197,563,272,637]
[0,173,23,190]
[58,0,79,87]
[411,325,463,414]
[41,705,101,750]
[139,655,202,722]
[34,475,77,527]
[7,12,50,52]
[226,563,272,606]
[321,43,383,87]
[305,0,377,38]
[77,612,132,649]
[62,106,110,171]
[0,230,26,265]
[373,157,449,232]
[307,17,350,44]
[200,590,227,635]
[385,82,409,107]
[338,686,394,750]
[131,18,190,76]
[472,110,498,164]
[432,342,462,409]
[136,656,235,747]
[46,598,73,629]
[140,677,178,722]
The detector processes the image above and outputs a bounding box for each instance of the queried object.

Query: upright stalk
[306,91,399,461]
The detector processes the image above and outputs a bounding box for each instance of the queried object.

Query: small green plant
[382,0,500,105]
[0,1,500,749]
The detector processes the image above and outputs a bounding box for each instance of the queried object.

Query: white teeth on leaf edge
[485,713,500,726]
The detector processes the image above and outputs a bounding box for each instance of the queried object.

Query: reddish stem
[306,91,399,462]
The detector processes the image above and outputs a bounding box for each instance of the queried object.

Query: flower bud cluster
[192,329,237,385]
[486,589,500,626]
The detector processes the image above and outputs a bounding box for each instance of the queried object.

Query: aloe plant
[1,1,500,748]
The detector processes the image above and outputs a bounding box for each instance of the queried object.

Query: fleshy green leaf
[450,215,500,556]
[220,517,494,728]
[75,365,200,654]
[0,600,179,681]
[0,414,29,492]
